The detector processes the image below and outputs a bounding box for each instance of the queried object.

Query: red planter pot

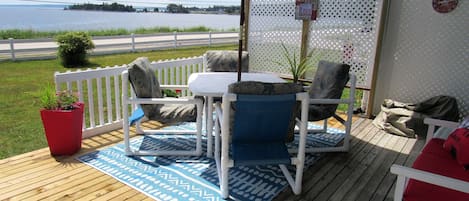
[40,102,84,156]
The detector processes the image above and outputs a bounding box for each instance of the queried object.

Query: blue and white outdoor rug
[77,123,344,201]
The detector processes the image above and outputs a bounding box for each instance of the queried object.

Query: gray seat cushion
[156,101,199,124]
[307,60,350,121]
[128,57,198,124]
[205,50,249,72]
[228,81,303,142]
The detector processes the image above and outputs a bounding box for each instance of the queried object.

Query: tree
[166,4,189,13]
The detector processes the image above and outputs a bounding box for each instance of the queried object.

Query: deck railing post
[173,31,178,48]
[9,38,16,61]
[131,33,135,52]
[209,31,212,47]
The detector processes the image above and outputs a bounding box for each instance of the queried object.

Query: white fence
[0,32,237,61]
[54,56,205,138]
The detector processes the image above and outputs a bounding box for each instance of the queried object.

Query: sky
[0,0,241,7]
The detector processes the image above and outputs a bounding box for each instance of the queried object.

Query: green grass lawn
[0,44,236,159]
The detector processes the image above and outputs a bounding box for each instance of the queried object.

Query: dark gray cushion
[228,81,303,95]
[155,101,198,124]
[205,50,249,72]
[308,60,350,121]
[128,57,162,118]
[128,57,198,123]
[228,81,303,142]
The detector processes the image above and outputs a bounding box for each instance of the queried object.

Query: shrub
[56,32,95,67]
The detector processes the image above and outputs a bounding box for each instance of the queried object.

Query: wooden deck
[0,117,424,201]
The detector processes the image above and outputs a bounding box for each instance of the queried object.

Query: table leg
[206,96,213,158]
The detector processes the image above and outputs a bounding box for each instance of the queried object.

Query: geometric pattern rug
[77,122,344,201]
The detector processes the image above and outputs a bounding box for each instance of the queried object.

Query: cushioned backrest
[228,81,303,141]
[228,81,303,95]
[205,50,249,72]
[128,57,162,117]
[307,60,350,121]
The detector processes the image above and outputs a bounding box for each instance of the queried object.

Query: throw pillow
[443,128,469,169]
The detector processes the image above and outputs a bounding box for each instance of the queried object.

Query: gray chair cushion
[155,101,198,124]
[128,57,198,123]
[228,81,302,95]
[228,81,303,142]
[128,57,162,118]
[205,50,249,72]
[307,60,350,121]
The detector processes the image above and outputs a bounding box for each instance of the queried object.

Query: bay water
[0,5,239,31]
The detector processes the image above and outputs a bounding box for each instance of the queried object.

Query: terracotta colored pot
[40,102,84,156]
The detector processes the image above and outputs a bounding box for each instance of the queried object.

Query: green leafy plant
[162,89,181,98]
[40,84,78,110]
[272,43,315,83]
[56,32,95,67]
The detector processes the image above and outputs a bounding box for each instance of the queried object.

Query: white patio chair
[213,81,309,199]
[122,57,203,156]
[292,60,356,153]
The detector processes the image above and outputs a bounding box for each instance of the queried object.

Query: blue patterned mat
[77,122,344,201]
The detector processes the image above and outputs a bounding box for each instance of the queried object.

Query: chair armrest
[424,118,459,144]
[160,85,188,90]
[309,98,353,104]
[390,164,469,201]
[128,97,202,105]
[424,118,459,129]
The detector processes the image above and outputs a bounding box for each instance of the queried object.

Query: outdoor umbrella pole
[237,0,245,82]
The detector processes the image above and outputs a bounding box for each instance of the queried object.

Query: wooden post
[9,38,16,61]
[131,33,135,52]
[300,20,310,61]
[237,0,245,82]
[298,19,311,81]
[244,0,250,51]
[173,31,177,48]
[366,0,389,117]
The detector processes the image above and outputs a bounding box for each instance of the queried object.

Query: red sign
[432,0,458,13]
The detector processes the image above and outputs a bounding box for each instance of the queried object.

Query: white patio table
[188,72,285,157]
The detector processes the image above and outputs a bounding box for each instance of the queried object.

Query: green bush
[56,32,95,67]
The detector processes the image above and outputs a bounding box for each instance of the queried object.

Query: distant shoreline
[0,26,237,40]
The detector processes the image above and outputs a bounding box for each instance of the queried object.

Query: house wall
[373,0,468,117]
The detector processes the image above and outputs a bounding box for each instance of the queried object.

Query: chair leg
[221,161,229,199]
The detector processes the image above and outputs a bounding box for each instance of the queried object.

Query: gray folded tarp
[372,95,459,138]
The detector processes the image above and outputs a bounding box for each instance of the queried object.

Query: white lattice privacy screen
[248,0,384,89]
[374,1,468,117]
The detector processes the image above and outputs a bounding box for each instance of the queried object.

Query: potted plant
[272,43,315,83]
[39,84,84,156]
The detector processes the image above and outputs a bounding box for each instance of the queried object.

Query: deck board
[0,117,423,201]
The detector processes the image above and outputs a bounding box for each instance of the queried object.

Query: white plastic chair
[122,57,203,156]
[213,81,309,199]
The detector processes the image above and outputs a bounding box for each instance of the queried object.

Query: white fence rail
[54,56,204,138]
[0,32,237,61]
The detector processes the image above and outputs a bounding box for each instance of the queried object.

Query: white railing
[0,32,237,61]
[54,56,204,138]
